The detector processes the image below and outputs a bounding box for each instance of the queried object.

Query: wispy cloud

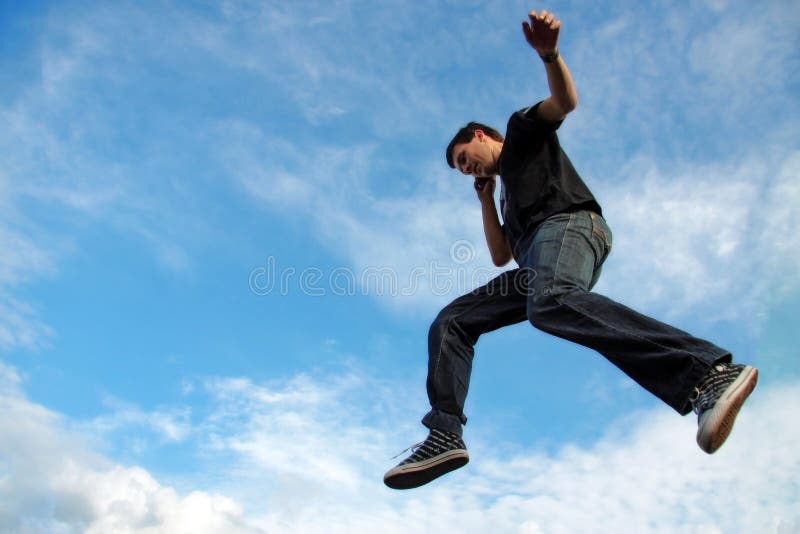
[199,0,452,132]
[1,360,798,533]
[213,117,499,312]
[562,0,799,161]
[2,2,796,532]
[3,0,797,324]
[0,205,58,350]
[595,149,800,323]
[0,225,56,289]
[81,395,193,448]
[0,297,53,351]
[203,0,800,322]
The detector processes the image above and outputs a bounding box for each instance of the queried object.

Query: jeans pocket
[589,212,612,259]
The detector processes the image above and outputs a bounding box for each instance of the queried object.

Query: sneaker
[383,429,469,490]
[692,362,758,454]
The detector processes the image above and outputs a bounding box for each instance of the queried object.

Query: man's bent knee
[527,289,577,330]
[429,309,457,344]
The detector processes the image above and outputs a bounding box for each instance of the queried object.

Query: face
[452,131,498,178]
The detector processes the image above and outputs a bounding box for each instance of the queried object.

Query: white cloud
[222,104,800,323]
[192,367,800,534]
[0,362,260,534]
[1,3,796,531]
[84,395,193,445]
[198,0,799,322]
[564,0,798,154]
[214,117,499,312]
[0,296,54,351]
[0,225,57,289]
[3,0,797,325]
[0,216,57,350]
[596,149,800,323]
[0,107,122,218]
[38,15,109,101]
[201,0,451,132]
[223,110,800,323]
[212,120,317,209]
[0,6,223,284]
[688,1,799,110]
[199,371,407,495]
[2,360,798,533]
[49,466,256,534]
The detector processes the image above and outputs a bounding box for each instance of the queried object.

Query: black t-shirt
[498,102,602,258]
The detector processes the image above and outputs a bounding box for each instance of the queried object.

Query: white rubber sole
[383,449,469,490]
[696,366,758,454]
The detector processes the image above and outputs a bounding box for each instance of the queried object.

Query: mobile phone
[474,177,491,191]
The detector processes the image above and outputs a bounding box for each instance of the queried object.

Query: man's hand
[474,177,495,203]
[522,9,561,56]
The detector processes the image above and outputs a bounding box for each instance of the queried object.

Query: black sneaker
[383,429,469,490]
[692,362,758,454]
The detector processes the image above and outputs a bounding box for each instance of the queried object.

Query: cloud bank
[2,361,797,533]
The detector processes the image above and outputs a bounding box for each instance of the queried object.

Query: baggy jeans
[422,210,730,436]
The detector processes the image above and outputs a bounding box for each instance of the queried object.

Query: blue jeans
[422,210,730,436]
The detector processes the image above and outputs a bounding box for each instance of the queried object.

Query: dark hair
[445,122,504,168]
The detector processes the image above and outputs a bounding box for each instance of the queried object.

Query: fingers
[523,9,561,52]
[527,9,559,29]
[522,20,533,40]
[474,177,493,194]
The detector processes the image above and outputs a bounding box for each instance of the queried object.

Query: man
[383,9,758,490]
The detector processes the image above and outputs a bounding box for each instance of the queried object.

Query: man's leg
[522,210,756,452]
[384,269,529,489]
[422,268,530,435]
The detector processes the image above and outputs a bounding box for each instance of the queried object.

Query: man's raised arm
[522,9,578,122]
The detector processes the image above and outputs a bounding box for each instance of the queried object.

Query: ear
[474,129,485,142]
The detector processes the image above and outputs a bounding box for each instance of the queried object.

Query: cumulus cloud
[1,2,796,532]
[190,368,800,534]
[463,384,800,533]
[0,362,260,534]
[2,360,798,533]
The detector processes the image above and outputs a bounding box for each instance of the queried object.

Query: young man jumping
[384,8,758,490]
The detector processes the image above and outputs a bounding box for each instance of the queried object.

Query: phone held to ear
[474,177,491,191]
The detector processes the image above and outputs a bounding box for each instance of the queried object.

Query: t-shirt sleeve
[508,101,564,136]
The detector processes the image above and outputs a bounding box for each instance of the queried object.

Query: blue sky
[1,0,799,532]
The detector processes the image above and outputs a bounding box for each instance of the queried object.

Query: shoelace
[391,441,424,460]
[690,363,734,415]
[390,430,458,459]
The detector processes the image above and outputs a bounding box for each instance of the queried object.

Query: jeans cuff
[422,409,465,436]
[675,351,733,415]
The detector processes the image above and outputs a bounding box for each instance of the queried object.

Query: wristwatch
[540,50,559,63]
